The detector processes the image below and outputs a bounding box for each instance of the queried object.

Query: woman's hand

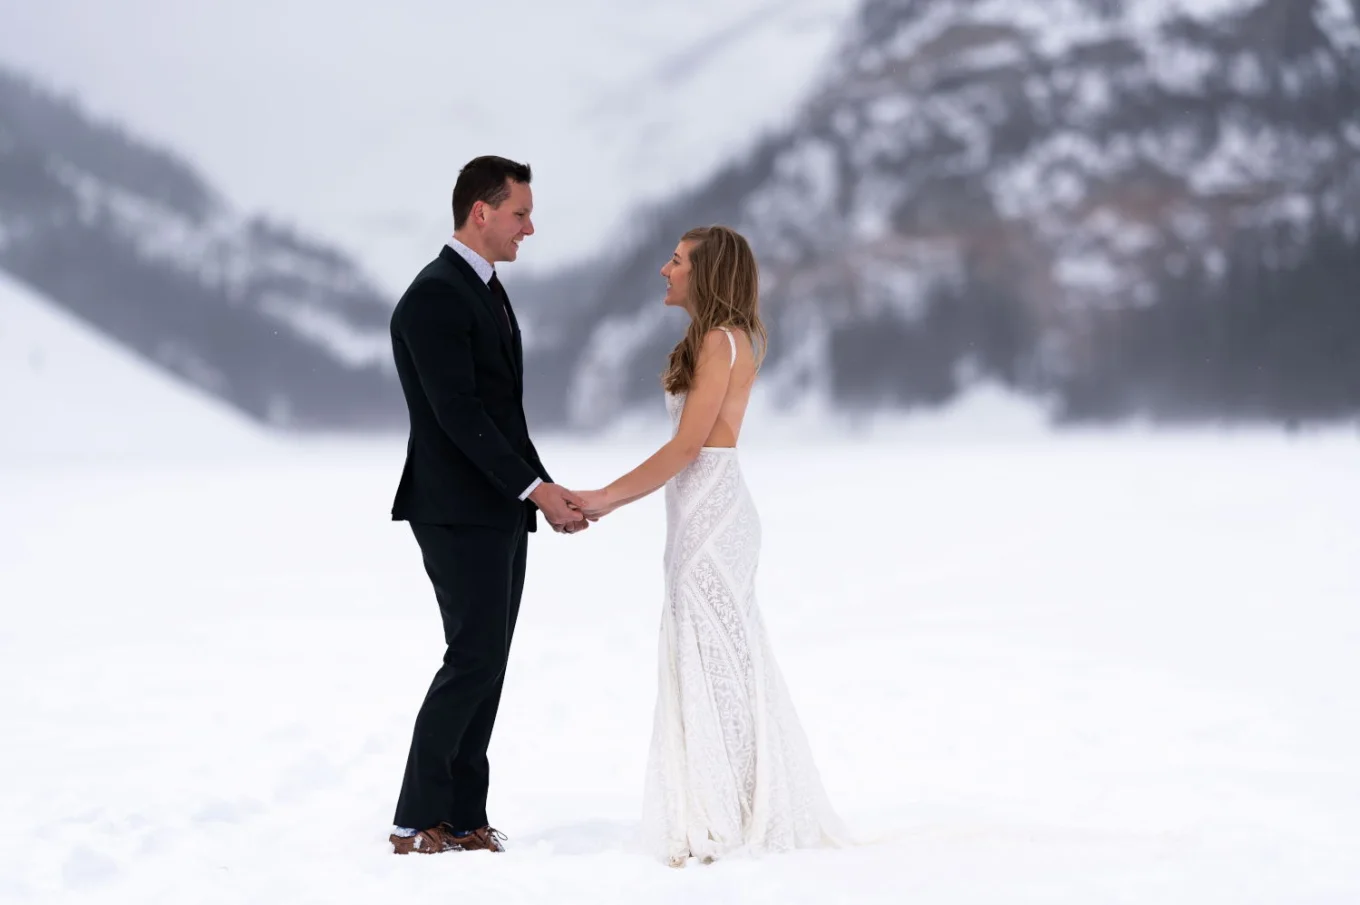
[575,489,616,520]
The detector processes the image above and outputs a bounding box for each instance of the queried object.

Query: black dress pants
[393,513,528,831]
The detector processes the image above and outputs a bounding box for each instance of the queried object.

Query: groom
[387,155,589,855]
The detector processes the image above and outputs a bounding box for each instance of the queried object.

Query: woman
[576,226,847,867]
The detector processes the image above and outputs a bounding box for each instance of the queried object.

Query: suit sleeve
[397,282,540,501]
[525,439,553,487]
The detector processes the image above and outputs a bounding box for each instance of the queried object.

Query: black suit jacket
[389,246,550,532]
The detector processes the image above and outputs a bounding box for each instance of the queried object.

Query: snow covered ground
[3,424,1358,903]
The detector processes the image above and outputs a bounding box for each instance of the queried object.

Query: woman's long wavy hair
[661,225,768,394]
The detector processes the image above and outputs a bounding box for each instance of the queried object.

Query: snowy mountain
[520,0,1360,428]
[0,0,863,432]
[0,269,270,461]
[0,66,404,430]
[4,0,1358,434]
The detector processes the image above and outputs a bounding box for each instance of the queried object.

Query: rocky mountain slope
[520,0,1360,429]
[5,0,1357,434]
[0,66,402,429]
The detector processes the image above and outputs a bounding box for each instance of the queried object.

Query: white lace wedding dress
[640,328,848,865]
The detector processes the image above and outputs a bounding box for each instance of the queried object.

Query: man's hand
[529,482,590,533]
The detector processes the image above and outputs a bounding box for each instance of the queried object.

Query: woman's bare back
[702,327,754,448]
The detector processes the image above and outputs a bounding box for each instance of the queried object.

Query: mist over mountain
[517,0,1360,430]
[3,0,1358,433]
[0,66,403,429]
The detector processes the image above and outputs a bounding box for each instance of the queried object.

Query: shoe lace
[447,825,507,847]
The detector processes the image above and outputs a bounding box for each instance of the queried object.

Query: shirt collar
[445,235,495,285]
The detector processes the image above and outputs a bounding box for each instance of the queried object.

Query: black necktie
[487,272,512,335]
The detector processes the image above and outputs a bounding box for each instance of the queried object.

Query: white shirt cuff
[519,477,543,501]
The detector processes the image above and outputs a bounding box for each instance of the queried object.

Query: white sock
[392,826,419,837]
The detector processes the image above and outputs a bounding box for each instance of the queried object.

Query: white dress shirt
[445,236,541,503]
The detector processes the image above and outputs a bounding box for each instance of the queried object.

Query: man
[387,155,588,854]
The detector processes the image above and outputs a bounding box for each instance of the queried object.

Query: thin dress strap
[718,326,736,368]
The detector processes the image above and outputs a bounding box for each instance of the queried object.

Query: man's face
[475,179,534,263]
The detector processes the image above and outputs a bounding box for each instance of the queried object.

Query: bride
[576,225,848,867]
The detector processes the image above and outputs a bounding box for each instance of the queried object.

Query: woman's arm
[578,330,734,517]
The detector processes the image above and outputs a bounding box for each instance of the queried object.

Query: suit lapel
[440,247,516,370]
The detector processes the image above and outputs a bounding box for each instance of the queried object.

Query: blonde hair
[661,225,768,393]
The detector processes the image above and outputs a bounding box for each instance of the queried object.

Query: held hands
[529,482,590,533]
[529,483,616,534]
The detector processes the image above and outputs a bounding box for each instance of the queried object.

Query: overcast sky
[1,0,857,290]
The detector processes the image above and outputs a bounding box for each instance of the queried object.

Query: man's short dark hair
[452,156,532,229]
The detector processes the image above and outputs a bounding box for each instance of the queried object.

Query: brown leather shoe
[389,824,507,854]
[389,823,463,855]
[452,825,507,852]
